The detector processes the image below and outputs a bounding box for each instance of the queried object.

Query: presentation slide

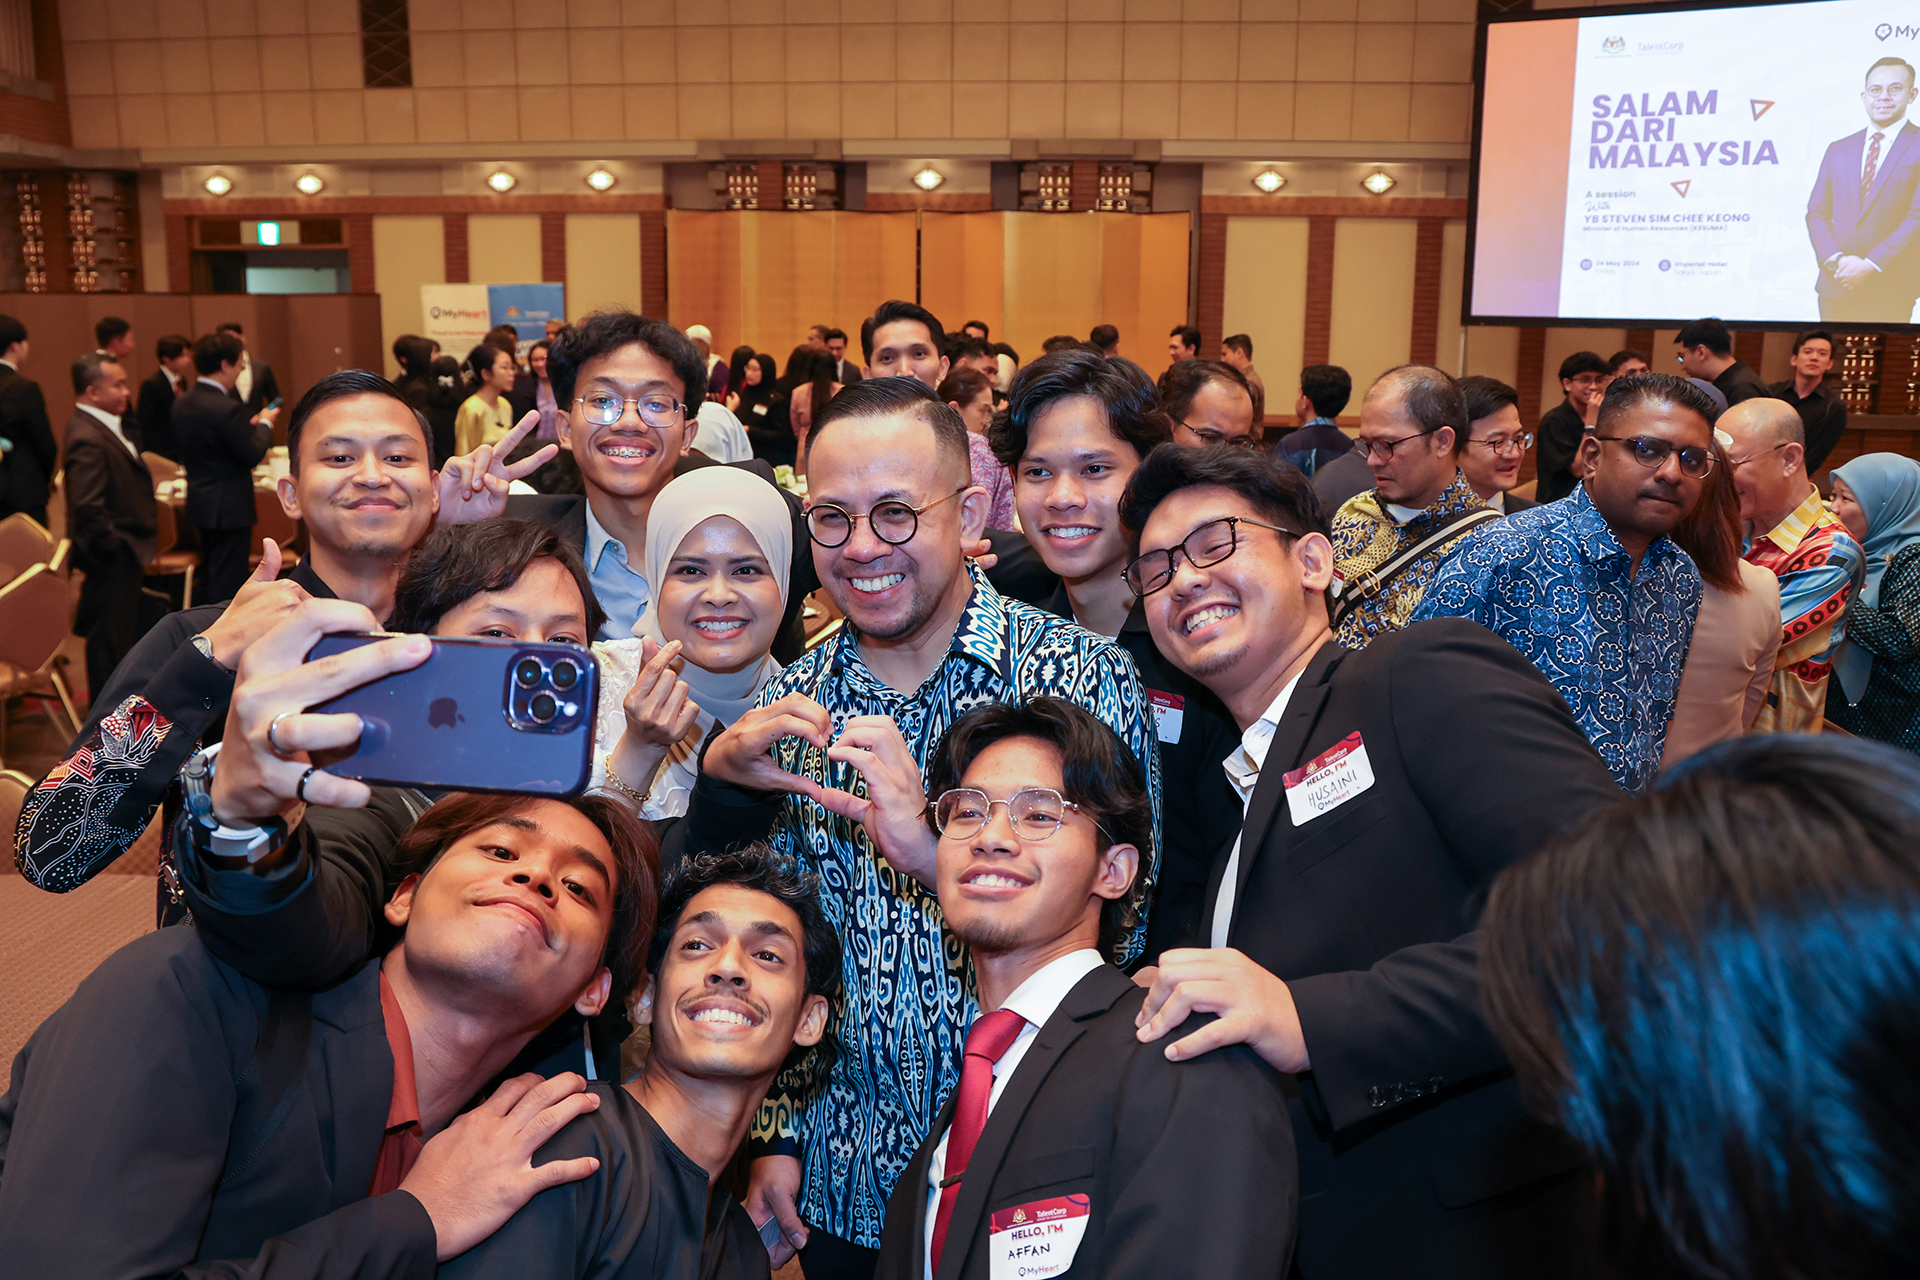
[1470,0,1920,327]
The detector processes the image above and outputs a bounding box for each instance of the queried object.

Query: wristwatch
[190,633,234,674]
[181,743,285,867]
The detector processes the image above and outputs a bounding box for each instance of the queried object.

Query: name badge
[1148,689,1184,744]
[752,402,769,416]
[989,1195,1091,1280]
[1282,732,1375,827]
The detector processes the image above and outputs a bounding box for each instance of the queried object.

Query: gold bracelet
[602,753,649,806]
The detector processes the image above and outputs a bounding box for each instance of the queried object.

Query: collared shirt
[0,358,15,371]
[1213,668,1305,948]
[195,376,226,394]
[1865,128,1889,182]
[1483,490,1508,515]
[1712,359,1772,406]
[922,948,1106,1280]
[1768,378,1849,472]
[368,971,424,1196]
[584,499,651,640]
[1744,486,1863,733]
[747,566,1159,1247]
[235,354,254,405]
[1330,470,1489,650]
[75,402,140,457]
[1412,483,1701,794]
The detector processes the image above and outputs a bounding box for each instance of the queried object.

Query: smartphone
[306,633,598,796]
[265,396,284,411]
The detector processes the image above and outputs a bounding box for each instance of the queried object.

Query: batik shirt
[1744,487,1862,733]
[746,566,1159,1249]
[1412,484,1702,794]
[1330,470,1491,649]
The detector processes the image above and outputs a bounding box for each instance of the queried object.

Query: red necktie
[929,1008,1027,1275]
[1865,131,1884,200]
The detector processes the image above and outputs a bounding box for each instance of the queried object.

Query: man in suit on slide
[874,696,1295,1280]
[1808,56,1920,323]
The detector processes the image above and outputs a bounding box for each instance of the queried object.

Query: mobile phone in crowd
[306,633,598,796]
[265,396,284,411]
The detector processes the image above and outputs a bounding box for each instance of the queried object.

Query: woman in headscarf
[591,466,792,817]
[1827,452,1920,750]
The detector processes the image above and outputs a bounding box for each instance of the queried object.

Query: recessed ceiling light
[294,172,324,195]
[1252,168,1285,194]
[585,168,617,192]
[203,173,232,196]
[913,166,945,191]
[1361,170,1397,195]
[487,169,517,193]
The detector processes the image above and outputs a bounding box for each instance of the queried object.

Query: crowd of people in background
[1,294,1918,1280]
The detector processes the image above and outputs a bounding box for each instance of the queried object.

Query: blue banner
[488,283,566,357]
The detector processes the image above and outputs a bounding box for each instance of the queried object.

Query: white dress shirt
[236,353,254,405]
[1865,128,1890,184]
[1211,670,1306,949]
[923,947,1107,1280]
[75,402,140,458]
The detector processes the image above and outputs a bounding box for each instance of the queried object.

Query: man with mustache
[1413,372,1713,793]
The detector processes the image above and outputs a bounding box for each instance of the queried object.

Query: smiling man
[874,698,1294,1280]
[1414,373,1713,793]
[862,299,951,386]
[1808,56,1920,323]
[1453,376,1536,515]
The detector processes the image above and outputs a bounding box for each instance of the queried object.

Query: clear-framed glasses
[1176,421,1259,449]
[1354,428,1439,462]
[805,488,966,548]
[1728,440,1790,469]
[573,392,686,428]
[1123,514,1297,598]
[931,787,1094,841]
[1464,431,1535,458]
[1593,434,1716,478]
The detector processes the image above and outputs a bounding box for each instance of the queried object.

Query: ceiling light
[1361,170,1397,195]
[585,168,617,192]
[294,172,324,195]
[1252,168,1285,194]
[486,169,517,193]
[913,166,945,191]
[203,173,232,196]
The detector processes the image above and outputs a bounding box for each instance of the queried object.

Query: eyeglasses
[1354,428,1439,462]
[1592,435,1716,478]
[1464,431,1534,458]
[1728,440,1790,468]
[1176,421,1259,450]
[573,392,686,428]
[1123,515,1297,597]
[931,787,1097,841]
[805,488,966,548]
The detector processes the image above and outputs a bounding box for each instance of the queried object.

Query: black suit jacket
[1501,492,1538,514]
[875,965,1296,1280]
[137,369,182,461]
[833,358,863,386]
[61,409,159,568]
[1207,619,1620,1279]
[0,364,56,521]
[235,358,281,418]
[175,380,270,529]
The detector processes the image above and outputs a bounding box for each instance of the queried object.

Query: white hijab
[632,466,792,726]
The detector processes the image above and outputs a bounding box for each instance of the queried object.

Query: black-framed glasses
[1123,515,1297,597]
[1593,435,1716,478]
[1464,431,1534,458]
[1176,421,1259,449]
[805,488,966,548]
[931,787,1097,841]
[573,392,686,428]
[1354,428,1439,462]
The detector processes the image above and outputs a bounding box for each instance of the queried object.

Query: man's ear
[1093,842,1139,905]
[275,474,301,520]
[958,485,991,543]
[383,872,424,928]
[1783,441,1806,475]
[1294,531,1336,594]
[793,992,830,1048]
[1432,426,1455,456]
[557,414,573,453]
[633,975,657,1028]
[573,966,613,1018]
[936,356,951,385]
[1576,432,1602,475]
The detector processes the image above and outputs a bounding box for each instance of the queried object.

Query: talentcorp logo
[1600,34,1627,55]
[1580,258,1594,270]
[1660,259,1672,271]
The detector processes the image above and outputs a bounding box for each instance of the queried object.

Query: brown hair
[1669,436,1745,593]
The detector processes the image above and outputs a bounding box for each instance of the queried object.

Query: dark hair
[215,321,245,338]
[1608,348,1649,373]
[649,844,841,1083]
[936,366,994,410]
[924,697,1154,956]
[70,351,119,394]
[156,333,191,361]
[1668,427,1745,594]
[1222,333,1253,357]
[546,309,706,417]
[1792,329,1836,358]
[1158,358,1252,424]
[1088,323,1118,351]
[1867,55,1916,85]
[993,349,1172,468]
[1558,350,1611,381]
[947,334,991,365]
[1675,318,1733,356]
[192,331,245,376]
[391,790,659,1012]
[1366,364,1467,437]
[808,323,830,343]
[862,300,946,363]
[991,341,1020,364]
[1042,334,1084,354]
[484,325,520,357]
[0,314,25,351]
[806,374,973,485]
[823,327,847,344]
[1596,371,1720,441]
[1169,324,1201,352]
[1120,440,1329,552]
[1458,375,1520,427]
[427,354,465,411]
[962,319,991,338]
[388,516,606,640]
[283,369,426,476]
[1482,733,1920,1280]
[734,351,778,414]
[1299,364,1353,418]
[727,344,756,390]
[393,334,434,383]
[94,316,130,348]
[466,342,513,387]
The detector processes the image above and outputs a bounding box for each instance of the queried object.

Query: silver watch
[191,633,233,673]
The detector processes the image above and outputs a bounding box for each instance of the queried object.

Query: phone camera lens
[528,692,558,723]
[514,657,544,689]
[550,659,579,691]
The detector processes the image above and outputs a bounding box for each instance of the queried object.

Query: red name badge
[1281,731,1375,826]
[988,1194,1091,1280]
[1148,689,1184,744]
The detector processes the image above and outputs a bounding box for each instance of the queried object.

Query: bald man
[1722,398,1863,732]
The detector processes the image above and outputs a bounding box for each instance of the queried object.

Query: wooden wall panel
[829,213,918,353]
[1102,214,1192,372]
[1002,214,1109,370]
[921,212,1006,345]
[1222,216,1309,401]
[1327,218,1419,394]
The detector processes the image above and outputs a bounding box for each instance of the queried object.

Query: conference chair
[0,513,71,588]
[144,501,199,610]
[0,564,84,765]
[142,452,179,487]
[0,768,32,849]
[251,488,302,569]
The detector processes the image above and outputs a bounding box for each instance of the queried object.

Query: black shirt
[1535,401,1587,505]
[1713,359,1773,406]
[1770,377,1850,472]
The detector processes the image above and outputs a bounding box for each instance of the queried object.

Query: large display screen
[1469,0,1920,327]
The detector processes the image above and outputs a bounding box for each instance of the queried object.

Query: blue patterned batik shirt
[1411,484,1702,794]
[747,565,1159,1249]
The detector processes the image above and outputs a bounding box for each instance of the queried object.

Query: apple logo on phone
[428,697,464,729]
